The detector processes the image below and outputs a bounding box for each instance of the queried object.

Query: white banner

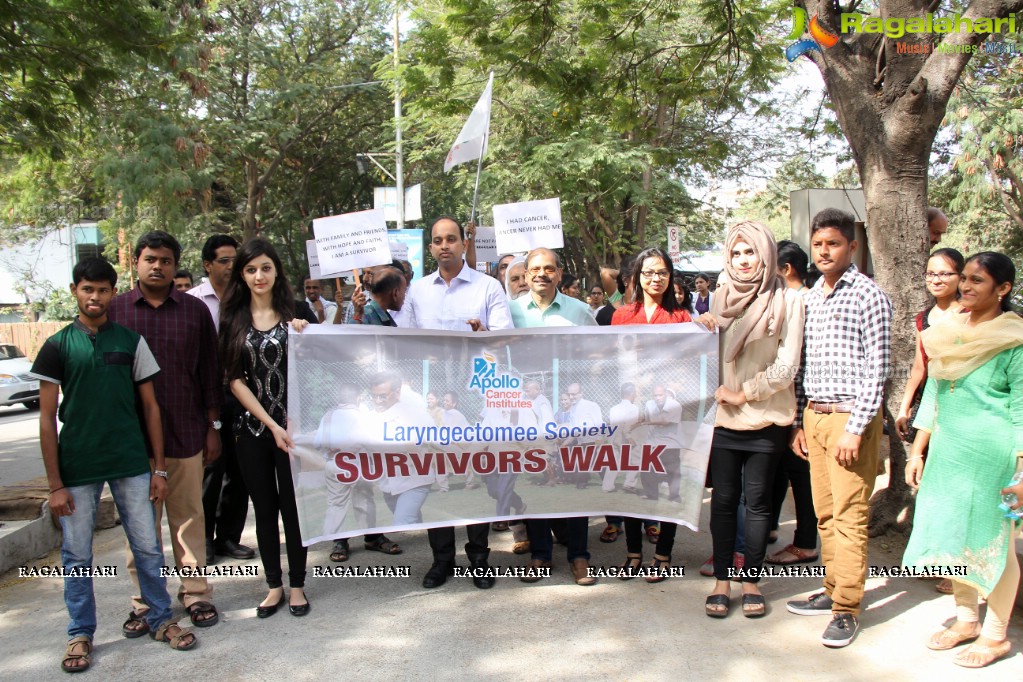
[492,197,564,254]
[312,209,392,275]
[288,325,717,545]
[444,72,494,173]
[473,225,498,262]
[373,184,423,223]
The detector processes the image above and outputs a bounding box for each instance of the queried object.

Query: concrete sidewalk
[2,496,1021,682]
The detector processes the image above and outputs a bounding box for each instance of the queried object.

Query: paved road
[0,404,43,486]
[1,409,1020,679]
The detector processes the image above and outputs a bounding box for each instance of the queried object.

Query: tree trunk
[857,161,931,535]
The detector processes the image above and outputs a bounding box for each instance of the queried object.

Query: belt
[807,400,855,414]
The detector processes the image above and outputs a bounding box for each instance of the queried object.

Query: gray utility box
[790,188,873,276]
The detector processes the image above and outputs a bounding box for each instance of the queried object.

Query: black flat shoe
[216,540,256,559]
[469,559,495,589]
[422,562,455,589]
[256,593,285,619]
[289,598,311,617]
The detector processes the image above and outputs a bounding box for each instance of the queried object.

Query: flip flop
[927,626,980,651]
[599,525,621,543]
[953,640,1012,668]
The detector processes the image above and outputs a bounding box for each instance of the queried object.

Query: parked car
[0,344,40,409]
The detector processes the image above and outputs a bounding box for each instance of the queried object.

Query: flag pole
[469,127,487,225]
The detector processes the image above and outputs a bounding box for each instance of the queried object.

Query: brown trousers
[128,453,213,611]
[803,409,882,616]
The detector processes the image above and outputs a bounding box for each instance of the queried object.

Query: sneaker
[786,591,834,615]
[821,613,859,648]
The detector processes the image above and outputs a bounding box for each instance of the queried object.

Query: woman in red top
[612,247,691,582]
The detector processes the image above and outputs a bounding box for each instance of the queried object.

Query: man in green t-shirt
[31,258,198,673]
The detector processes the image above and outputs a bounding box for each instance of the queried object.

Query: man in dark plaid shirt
[786,208,892,649]
[110,231,223,632]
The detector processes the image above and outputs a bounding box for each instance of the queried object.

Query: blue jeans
[62,473,173,639]
[383,485,431,525]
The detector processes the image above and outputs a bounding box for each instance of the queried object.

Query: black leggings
[709,445,779,583]
[238,432,308,589]
[624,519,677,558]
[769,448,818,550]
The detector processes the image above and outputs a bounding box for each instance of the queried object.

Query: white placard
[373,184,423,222]
[473,226,498,262]
[389,240,408,262]
[667,225,682,269]
[492,198,564,254]
[305,240,350,280]
[313,209,392,275]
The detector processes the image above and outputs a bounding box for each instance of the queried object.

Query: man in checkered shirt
[785,208,892,649]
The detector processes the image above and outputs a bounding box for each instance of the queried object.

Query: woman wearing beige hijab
[698,221,805,618]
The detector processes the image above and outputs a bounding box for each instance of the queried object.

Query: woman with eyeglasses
[895,248,967,442]
[894,247,967,595]
[611,247,692,582]
[697,221,804,619]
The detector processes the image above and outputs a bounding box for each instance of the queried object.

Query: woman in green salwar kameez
[904,251,1023,669]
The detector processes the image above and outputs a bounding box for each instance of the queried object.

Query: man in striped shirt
[786,208,892,649]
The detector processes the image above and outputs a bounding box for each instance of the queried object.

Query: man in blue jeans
[31,258,197,673]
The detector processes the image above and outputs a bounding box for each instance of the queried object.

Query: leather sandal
[645,555,671,583]
[121,611,149,638]
[364,536,402,555]
[187,601,219,628]
[765,544,819,565]
[330,540,349,562]
[927,625,980,651]
[599,525,621,543]
[741,593,766,618]
[61,636,91,673]
[619,553,642,581]
[953,640,1012,668]
[705,594,730,618]
[151,621,197,651]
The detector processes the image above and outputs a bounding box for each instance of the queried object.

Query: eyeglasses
[640,270,671,280]
[213,257,235,266]
[924,271,958,281]
[370,391,394,402]
[527,265,558,275]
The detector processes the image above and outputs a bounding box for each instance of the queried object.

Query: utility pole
[393,3,404,229]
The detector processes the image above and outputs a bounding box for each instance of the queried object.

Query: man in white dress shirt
[188,234,255,564]
[304,277,338,324]
[403,215,513,590]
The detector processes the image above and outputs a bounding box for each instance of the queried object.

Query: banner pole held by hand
[352,268,362,288]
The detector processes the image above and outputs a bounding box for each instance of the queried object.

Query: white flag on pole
[443,72,494,173]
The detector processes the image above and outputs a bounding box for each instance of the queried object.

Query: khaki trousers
[128,453,212,611]
[803,408,882,616]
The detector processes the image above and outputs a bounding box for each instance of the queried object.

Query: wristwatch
[209,419,222,431]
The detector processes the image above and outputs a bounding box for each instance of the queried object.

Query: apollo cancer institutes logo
[785,7,1021,61]
[469,351,532,410]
